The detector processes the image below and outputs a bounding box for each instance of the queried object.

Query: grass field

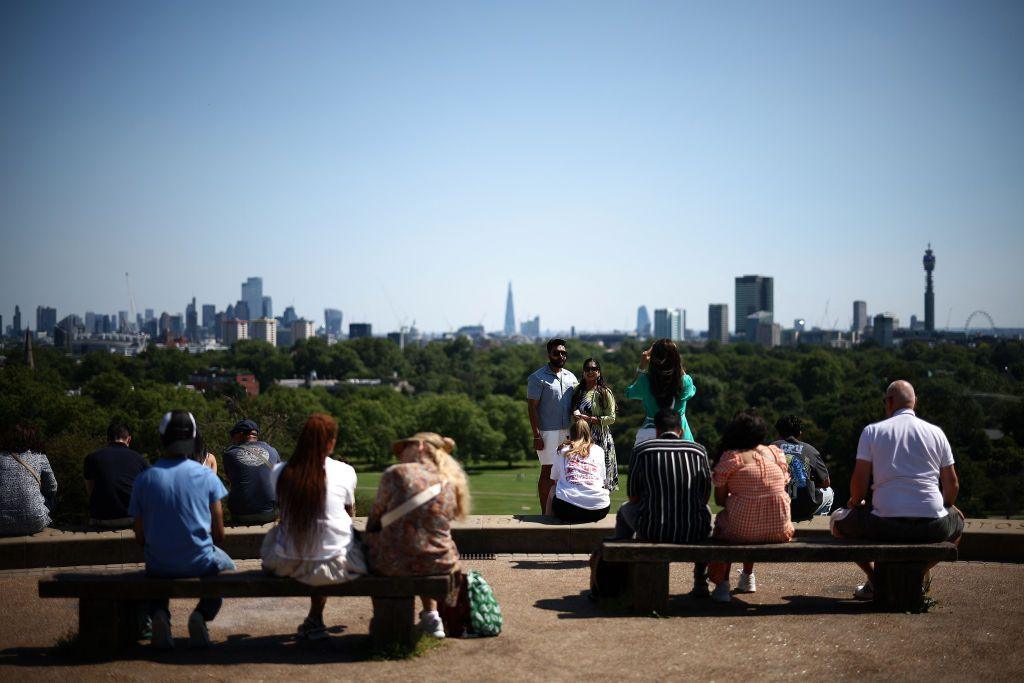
[353,462,630,515]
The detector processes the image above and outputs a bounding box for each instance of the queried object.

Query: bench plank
[603,539,958,564]
[39,570,451,600]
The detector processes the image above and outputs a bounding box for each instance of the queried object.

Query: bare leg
[308,595,327,622]
[420,596,437,612]
[538,465,553,512]
[708,562,731,584]
[742,562,754,574]
[857,561,874,580]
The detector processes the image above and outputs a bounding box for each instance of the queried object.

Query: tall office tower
[746,311,773,342]
[324,308,343,336]
[185,298,198,340]
[636,306,651,338]
[708,304,729,343]
[241,277,263,322]
[280,306,298,326]
[214,311,226,341]
[251,318,277,346]
[262,296,273,319]
[202,304,216,330]
[168,315,184,337]
[118,310,129,332]
[225,303,236,320]
[681,309,687,341]
[224,319,248,345]
[36,306,57,335]
[653,308,682,341]
[136,313,143,331]
[349,323,372,339]
[852,300,868,333]
[234,300,250,321]
[144,308,154,321]
[13,306,21,335]
[158,312,171,337]
[520,316,540,338]
[923,245,935,332]
[85,312,97,335]
[503,282,516,336]
[734,275,774,338]
[873,313,897,348]
[292,319,314,342]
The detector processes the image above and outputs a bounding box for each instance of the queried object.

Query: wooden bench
[601,538,958,614]
[38,570,453,657]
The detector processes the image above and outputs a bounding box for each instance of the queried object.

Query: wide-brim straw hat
[391,431,453,456]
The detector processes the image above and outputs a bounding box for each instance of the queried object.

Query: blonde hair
[419,435,471,520]
[562,418,592,459]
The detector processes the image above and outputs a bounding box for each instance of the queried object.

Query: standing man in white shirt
[832,380,964,600]
[526,338,578,512]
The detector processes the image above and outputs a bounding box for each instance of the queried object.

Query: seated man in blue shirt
[129,410,236,650]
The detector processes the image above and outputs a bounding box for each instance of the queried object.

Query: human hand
[533,434,544,451]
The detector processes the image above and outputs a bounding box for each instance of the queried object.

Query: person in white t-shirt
[832,380,964,601]
[262,413,367,640]
[547,419,611,523]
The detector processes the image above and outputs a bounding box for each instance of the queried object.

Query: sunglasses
[584,366,600,373]
[551,350,567,357]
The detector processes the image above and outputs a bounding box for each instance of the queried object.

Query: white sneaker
[711,581,732,603]
[854,581,875,601]
[188,610,211,648]
[151,609,173,650]
[737,570,757,593]
[418,610,445,639]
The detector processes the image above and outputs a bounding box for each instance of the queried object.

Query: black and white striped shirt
[628,436,712,543]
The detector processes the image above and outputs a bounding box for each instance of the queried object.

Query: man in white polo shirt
[833,380,964,600]
[527,338,578,512]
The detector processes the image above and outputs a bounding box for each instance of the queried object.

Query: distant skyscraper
[234,300,250,321]
[36,306,57,335]
[504,282,516,336]
[280,306,298,326]
[292,319,315,342]
[735,275,774,338]
[262,296,273,319]
[251,318,277,346]
[520,316,540,339]
[653,308,682,341]
[241,277,263,322]
[202,304,216,330]
[708,304,729,343]
[186,298,198,340]
[349,323,372,339]
[746,310,773,343]
[636,306,651,338]
[13,306,21,335]
[144,308,154,322]
[224,319,248,345]
[852,300,868,333]
[923,244,935,332]
[873,313,897,348]
[118,310,129,333]
[324,308,343,336]
[85,312,97,335]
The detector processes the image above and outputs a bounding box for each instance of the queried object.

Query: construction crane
[125,272,138,333]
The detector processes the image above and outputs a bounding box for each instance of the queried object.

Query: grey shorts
[833,505,964,543]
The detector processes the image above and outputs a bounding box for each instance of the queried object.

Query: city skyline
[2,3,1022,332]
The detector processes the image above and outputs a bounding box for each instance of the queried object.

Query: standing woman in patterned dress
[572,358,619,491]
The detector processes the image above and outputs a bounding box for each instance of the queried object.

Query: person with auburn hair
[548,418,611,522]
[366,432,470,639]
[262,413,366,640]
[625,338,697,448]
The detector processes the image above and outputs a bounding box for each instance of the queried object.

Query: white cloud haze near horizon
[2,1,1022,334]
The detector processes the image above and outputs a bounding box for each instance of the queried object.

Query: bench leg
[624,562,669,614]
[370,596,418,652]
[873,562,927,613]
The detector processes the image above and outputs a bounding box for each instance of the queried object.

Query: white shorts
[536,429,569,466]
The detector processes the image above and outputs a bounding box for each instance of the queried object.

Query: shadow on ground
[0,627,381,667]
[535,590,876,619]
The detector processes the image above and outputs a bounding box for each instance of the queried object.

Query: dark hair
[776,415,803,439]
[191,431,207,465]
[654,409,682,435]
[1,424,44,453]
[546,338,567,353]
[572,357,612,413]
[277,413,338,553]
[107,420,131,443]
[717,409,768,457]
[648,338,684,409]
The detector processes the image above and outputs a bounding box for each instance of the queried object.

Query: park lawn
[354,462,630,515]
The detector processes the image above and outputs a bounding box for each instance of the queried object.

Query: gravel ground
[0,557,1021,681]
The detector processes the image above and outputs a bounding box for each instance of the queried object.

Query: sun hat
[391,431,455,456]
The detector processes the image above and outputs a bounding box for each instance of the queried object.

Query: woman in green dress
[571,357,618,491]
[625,338,696,448]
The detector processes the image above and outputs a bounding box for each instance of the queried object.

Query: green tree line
[2,336,1022,524]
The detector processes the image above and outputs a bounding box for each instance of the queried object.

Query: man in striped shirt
[614,409,713,595]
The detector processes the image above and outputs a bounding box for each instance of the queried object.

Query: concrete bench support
[39,571,452,658]
[602,539,957,614]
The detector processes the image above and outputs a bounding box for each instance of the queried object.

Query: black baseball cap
[230,419,259,436]
[159,410,197,456]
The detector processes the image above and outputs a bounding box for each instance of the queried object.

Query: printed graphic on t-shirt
[235,444,272,468]
[564,455,601,487]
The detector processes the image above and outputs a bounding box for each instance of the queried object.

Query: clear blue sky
[2,1,1022,334]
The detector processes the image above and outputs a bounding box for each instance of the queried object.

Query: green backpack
[467,570,503,637]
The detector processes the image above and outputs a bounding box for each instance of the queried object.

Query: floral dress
[712,445,794,544]
[366,458,461,602]
[575,387,619,491]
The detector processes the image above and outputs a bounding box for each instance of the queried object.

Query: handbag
[438,570,503,637]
